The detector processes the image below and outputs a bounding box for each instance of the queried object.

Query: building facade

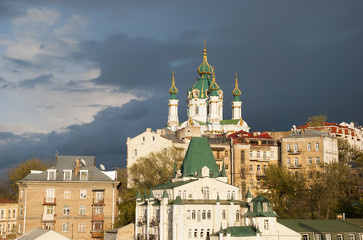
[134,137,300,240]
[17,156,120,240]
[0,198,18,240]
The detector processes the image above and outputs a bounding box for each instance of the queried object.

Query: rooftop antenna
[80,159,86,166]
[100,164,105,171]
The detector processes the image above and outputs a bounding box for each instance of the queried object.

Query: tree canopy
[307,114,327,126]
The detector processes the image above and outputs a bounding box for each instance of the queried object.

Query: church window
[192,210,196,220]
[222,210,226,219]
[195,106,199,115]
[264,219,269,229]
[207,210,211,219]
[236,210,240,221]
[183,190,187,199]
[197,210,201,222]
[194,229,198,238]
[188,229,192,238]
[200,229,204,238]
[187,210,191,220]
[202,210,206,219]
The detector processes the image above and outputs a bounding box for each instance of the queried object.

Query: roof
[244,195,279,218]
[284,129,329,139]
[169,72,178,99]
[0,198,17,204]
[21,156,116,182]
[277,219,363,233]
[211,226,257,237]
[232,74,242,102]
[220,119,240,125]
[153,179,198,190]
[180,137,220,177]
[16,228,71,240]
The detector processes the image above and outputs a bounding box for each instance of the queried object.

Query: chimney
[75,159,80,176]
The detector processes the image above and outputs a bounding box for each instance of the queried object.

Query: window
[337,234,343,240]
[80,171,88,181]
[188,229,192,238]
[263,202,268,212]
[79,206,86,215]
[46,189,55,202]
[187,210,191,220]
[45,206,54,214]
[286,144,290,152]
[192,210,196,220]
[294,157,299,167]
[294,143,298,153]
[225,150,229,157]
[222,210,226,219]
[207,229,210,238]
[249,165,253,171]
[19,206,23,216]
[257,165,261,171]
[325,234,331,240]
[195,106,199,115]
[250,151,253,157]
[257,179,261,186]
[308,157,312,165]
[315,142,319,150]
[307,143,311,151]
[18,223,22,233]
[48,170,56,180]
[94,206,103,215]
[207,210,211,219]
[63,170,72,181]
[92,222,102,231]
[20,189,24,199]
[263,151,267,160]
[302,234,309,240]
[62,223,69,232]
[271,151,274,159]
[202,210,206,219]
[183,190,187,199]
[95,191,104,203]
[287,158,291,167]
[80,190,87,199]
[197,210,201,222]
[264,165,267,171]
[348,234,355,240]
[264,219,269,230]
[200,229,204,238]
[236,210,240,221]
[8,209,11,219]
[134,149,137,157]
[194,229,198,238]
[308,171,313,179]
[257,151,261,158]
[78,222,85,233]
[64,191,71,199]
[188,191,192,198]
[315,234,321,240]
[316,157,320,165]
[63,206,70,216]
[227,191,231,199]
[240,150,245,164]
[152,136,155,141]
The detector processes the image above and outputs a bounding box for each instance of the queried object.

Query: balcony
[287,150,301,155]
[289,165,302,169]
[256,171,265,177]
[92,214,104,221]
[42,214,55,221]
[93,199,104,205]
[91,232,103,238]
[43,197,56,205]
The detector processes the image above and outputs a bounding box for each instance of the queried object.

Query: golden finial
[172,70,175,80]
[169,70,178,95]
[232,72,241,97]
[235,73,238,84]
[204,40,206,49]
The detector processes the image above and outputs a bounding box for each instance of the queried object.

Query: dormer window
[48,170,56,181]
[64,170,72,181]
[263,202,268,212]
[80,170,88,181]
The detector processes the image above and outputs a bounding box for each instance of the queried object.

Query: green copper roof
[149,189,154,199]
[136,189,141,199]
[211,226,257,237]
[244,195,279,218]
[216,193,220,202]
[197,48,213,75]
[220,161,226,177]
[246,187,252,199]
[174,196,183,205]
[277,219,363,233]
[180,137,220,177]
[220,119,240,125]
[162,188,169,198]
[169,72,178,100]
[153,179,198,190]
[232,74,242,102]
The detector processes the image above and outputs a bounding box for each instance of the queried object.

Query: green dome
[197,48,213,75]
[232,74,241,101]
[169,71,178,100]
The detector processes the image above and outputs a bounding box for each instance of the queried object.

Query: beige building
[17,156,120,240]
[281,129,338,177]
[0,198,18,239]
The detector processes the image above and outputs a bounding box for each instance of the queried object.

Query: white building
[134,137,300,240]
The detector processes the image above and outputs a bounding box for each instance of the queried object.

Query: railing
[91,232,103,238]
[92,214,104,221]
[288,150,301,155]
[289,165,302,169]
[256,171,265,177]
[43,197,56,205]
[42,214,55,221]
[93,199,105,205]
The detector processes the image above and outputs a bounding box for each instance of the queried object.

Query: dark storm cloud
[0,1,23,19]
[2,74,54,89]
[0,98,167,176]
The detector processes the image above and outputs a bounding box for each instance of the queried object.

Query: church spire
[169,70,178,100]
[232,73,241,102]
[167,70,179,130]
[197,41,214,76]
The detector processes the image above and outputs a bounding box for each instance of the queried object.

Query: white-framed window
[286,144,290,152]
[45,206,54,215]
[63,206,70,216]
[183,190,187,199]
[64,191,71,199]
[197,210,201,222]
[222,210,226,219]
[348,234,355,240]
[227,191,231,199]
[257,151,261,158]
[250,151,253,157]
[80,190,87,199]
[80,170,88,181]
[263,151,267,160]
[20,189,24,199]
[63,170,72,181]
[264,219,269,229]
[95,191,104,203]
[325,234,331,240]
[47,170,56,180]
[13,209,16,218]
[192,210,196,220]
[315,234,321,240]
[46,189,55,202]
[94,206,103,215]
[203,186,209,199]
[202,210,206,219]
[287,157,291,167]
[257,165,261,171]
[207,210,211,219]
[18,223,22,233]
[294,143,298,153]
[19,206,23,216]
[79,206,86,215]
[337,234,343,240]
[134,149,137,157]
[294,157,299,167]
[308,157,312,165]
[307,143,311,151]
[62,223,69,232]
[316,157,320,165]
[186,210,191,220]
[302,234,309,240]
[315,142,319,150]
[188,229,192,238]
[8,209,11,219]
[78,222,85,232]
[236,210,240,221]
[93,221,102,231]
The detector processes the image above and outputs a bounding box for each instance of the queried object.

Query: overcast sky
[0,0,362,175]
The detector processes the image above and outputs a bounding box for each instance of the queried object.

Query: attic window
[48,170,56,181]
[80,171,88,181]
[263,202,268,212]
[64,170,72,181]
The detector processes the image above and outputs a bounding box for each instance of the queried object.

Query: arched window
[202,210,206,219]
[187,210,191,220]
[207,210,211,219]
[183,190,187,199]
[200,229,204,238]
[222,210,226,219]
[194,229,198,238]
[203,186,210,199]
[188,229,192,238]
[192,210,196,220]
[195,106,199,115]
[207,229,210,237]
[197,210,201,222]
[236,210,240,221]
[227,191,231,199]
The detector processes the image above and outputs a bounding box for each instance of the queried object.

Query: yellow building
[17,156,120,240]
[0,198,18,239]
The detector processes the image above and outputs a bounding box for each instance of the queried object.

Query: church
[167,45,250,135]
[134,137,300,240]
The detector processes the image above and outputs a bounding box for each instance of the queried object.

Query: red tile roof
[0,198,17,204]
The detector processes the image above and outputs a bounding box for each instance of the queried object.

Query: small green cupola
[209,71,219,97]
[197,42,214,76]
[244,195,279,217]
[169,70,178,100]
[232,73,242,102]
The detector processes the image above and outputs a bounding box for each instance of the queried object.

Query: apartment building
[281,129,338,177]
[0,198,18,239]
[17,156,120,240]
